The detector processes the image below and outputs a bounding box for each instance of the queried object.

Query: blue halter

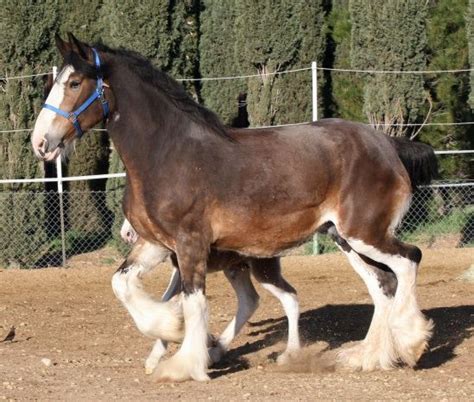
[43,48,109,138]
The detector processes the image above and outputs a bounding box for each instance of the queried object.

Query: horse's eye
[70,81,81,90]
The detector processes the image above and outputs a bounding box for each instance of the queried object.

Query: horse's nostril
[35,138,46,157]
[41,137,49,153]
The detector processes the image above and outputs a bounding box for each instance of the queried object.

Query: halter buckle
[68,113,78,123]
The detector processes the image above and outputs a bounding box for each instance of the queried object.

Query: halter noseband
[43,48,109,138]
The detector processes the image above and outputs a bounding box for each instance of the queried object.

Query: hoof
[337,343,364,371]
[145,366,154,375]
[154,355,210,382]
[276,349,302,365]
[145,356,161,375]
[337,342,390,372]
[208,343,226,365]
[391,315,433,367]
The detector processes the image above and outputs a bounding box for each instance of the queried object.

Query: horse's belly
[212,207,325,257]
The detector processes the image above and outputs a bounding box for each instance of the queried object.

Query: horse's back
[229,118,407,184]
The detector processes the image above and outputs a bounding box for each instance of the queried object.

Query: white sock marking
[261,283,301,353]
[145,339,168,374]
[342,248,396,369]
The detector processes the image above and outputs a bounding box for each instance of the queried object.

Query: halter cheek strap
[43,48,109,138]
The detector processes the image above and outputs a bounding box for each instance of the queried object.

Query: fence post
[312,61,318,121]
[52,66,67,267]
[311,61,320,255]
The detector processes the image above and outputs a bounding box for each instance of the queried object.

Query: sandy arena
[0,247,473,400]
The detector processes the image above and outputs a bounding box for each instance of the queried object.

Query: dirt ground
[0,247,473,401]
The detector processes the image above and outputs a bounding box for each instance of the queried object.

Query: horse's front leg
[112,240,184,344]
[154,232,210,382]
[145,267,181,374]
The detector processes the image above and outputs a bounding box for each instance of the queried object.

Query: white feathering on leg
[154,290,210,382]
[112,265,184,342]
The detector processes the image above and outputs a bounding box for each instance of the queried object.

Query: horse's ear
[55,33,71,58]
[67,32,92,61]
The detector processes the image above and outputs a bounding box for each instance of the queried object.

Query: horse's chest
[123,191,177,250]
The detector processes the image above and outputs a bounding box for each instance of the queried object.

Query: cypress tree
[99,0,171,69]
[234,0,326,126]
[470,0,474,108]
[169,0,200,95]
[58,1,111,240]
[327,0,364,121]
[469,0,474,177]
[272,1,327,123]
[0,1,59,266]
[199,0,245,124]
[350,0,428,137]
[423,0,473,178]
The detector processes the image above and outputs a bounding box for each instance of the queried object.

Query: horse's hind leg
[329,227,398,370]
[345,236,432,368]
[208,264,260,364]
[251,258,301,364]
[332,201,432,370]
[146,339,168,375]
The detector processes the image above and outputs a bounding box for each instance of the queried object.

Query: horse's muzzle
[34,135,63,161]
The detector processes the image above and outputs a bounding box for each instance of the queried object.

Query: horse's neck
[104,62,234,199]
[106,69,184,173]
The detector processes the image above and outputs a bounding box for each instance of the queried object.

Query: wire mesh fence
[0,183,472,268]
[0,190,121,268]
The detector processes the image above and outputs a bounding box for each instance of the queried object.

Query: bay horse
[116,219,301,374]
[32,33,437,382]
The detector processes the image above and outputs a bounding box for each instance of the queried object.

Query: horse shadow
[210,304,473,377]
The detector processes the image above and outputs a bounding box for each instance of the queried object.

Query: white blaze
[31,66,74,158]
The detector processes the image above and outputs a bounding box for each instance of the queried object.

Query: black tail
[389,137,438,189]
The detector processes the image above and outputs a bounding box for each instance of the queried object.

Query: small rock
[41,358,52,367]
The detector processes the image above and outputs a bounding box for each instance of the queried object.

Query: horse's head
[31,33,113,161]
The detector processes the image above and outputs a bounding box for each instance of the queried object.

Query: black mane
[68,44,231,140]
